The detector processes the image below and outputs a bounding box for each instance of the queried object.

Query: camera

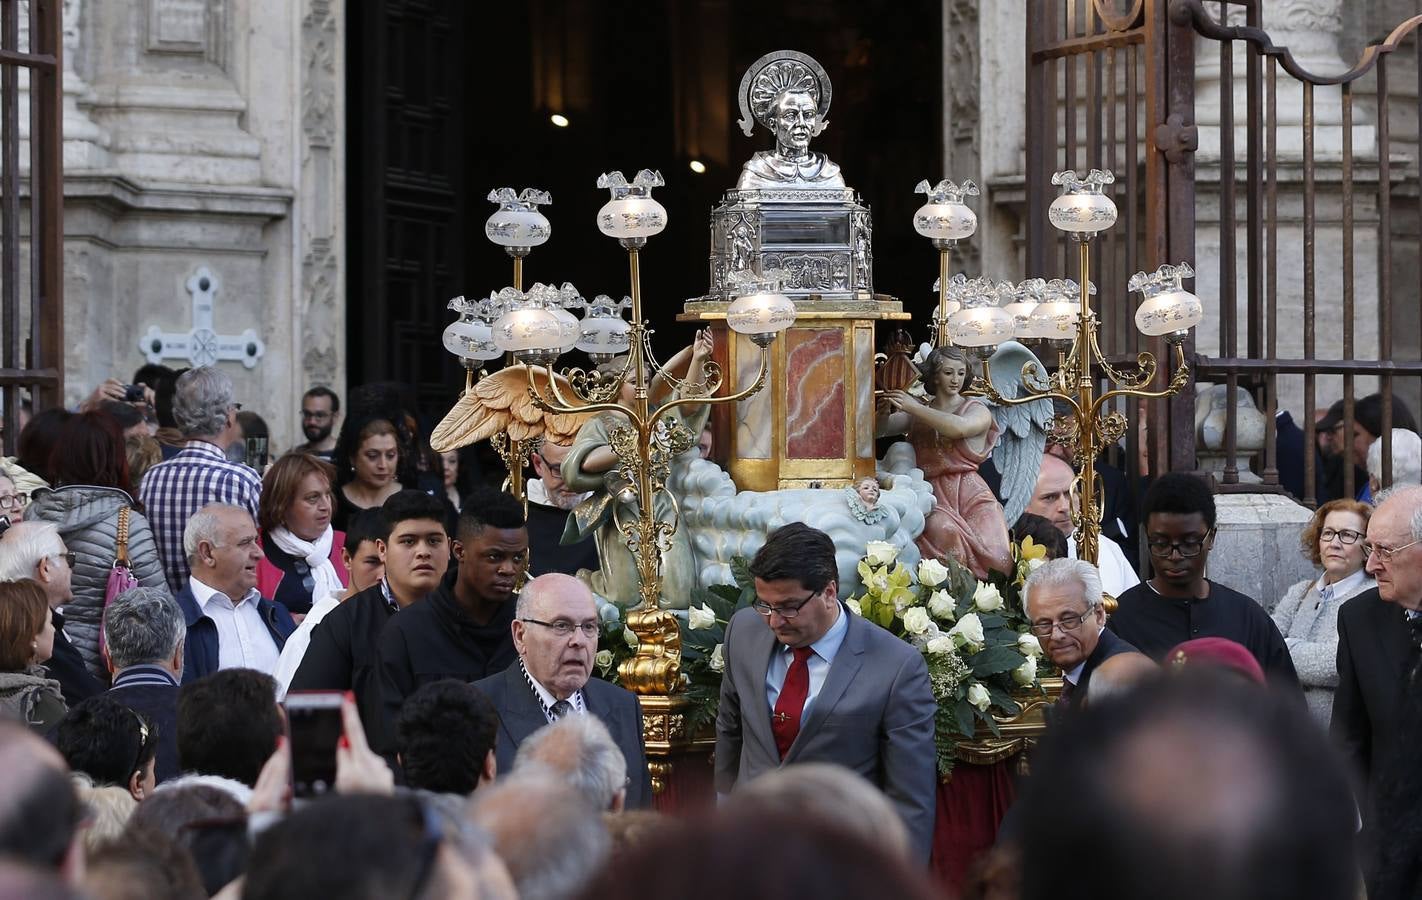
[122,384,146,403]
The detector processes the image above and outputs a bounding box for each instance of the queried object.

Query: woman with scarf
[0,578,65,732]
[257,453,348,620]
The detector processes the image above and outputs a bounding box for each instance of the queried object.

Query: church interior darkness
[346,0,942,422]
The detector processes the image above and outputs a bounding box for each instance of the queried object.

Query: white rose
[928,589,956,621]
[595,649,614,670]
[967,682,991,712]
[948,612,985,649]
[902,607,933,635]
[1012,655,1038,686]
[865,540,898,567]
[688,603,716,630]
[1027,557,1046,573]
[926,635,955,656]
[845,599,863,616]
[623,627,639,649]
[917,558,950,587]
[1017,632,1044,658]
[709,643,725,672]
[973,582,1004,612]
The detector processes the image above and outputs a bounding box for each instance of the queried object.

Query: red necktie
[772,646,815,760]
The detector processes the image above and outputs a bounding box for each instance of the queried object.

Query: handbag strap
[115,506,131,567]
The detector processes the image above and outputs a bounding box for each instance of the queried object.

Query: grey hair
[732,763,912,862]
[515,572,590,621]
[172,366,235,437]
[512,714,626,811]
[1022,557,1104,617]
[1367,429,1422,488]
[469,771,611,900]
[1375,483,1422,543]
[103,586,186,670]
[183,503,249,562]
[0,521,65,581]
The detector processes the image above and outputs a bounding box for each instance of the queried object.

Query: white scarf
[268,526,344,606]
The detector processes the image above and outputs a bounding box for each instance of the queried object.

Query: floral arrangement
[848,538,1047,775]
[595,558,757,735]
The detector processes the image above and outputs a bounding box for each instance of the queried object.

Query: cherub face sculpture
[854,477,881,508]
[770,90,822,156]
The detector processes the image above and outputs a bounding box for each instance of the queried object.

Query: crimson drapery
[930,759,1018,891]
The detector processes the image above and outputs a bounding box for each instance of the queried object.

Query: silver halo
[736,49,833,138]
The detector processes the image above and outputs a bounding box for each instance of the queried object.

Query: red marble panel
[785,328,846,459]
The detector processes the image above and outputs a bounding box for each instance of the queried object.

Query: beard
[303,423,332,443]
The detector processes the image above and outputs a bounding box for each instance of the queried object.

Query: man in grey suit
[716,523,938,861]
[472,573,653,808]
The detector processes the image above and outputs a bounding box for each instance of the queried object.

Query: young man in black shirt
[1107,473,1299,689]
[288,490,450,749]
[377,487,528,747]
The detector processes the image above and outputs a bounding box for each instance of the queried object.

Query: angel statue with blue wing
[876,343,1051,580]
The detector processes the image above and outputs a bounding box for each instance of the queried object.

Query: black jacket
[472,663,653,810]
[108,664,180,783]
[288,583,396,748]
[48,610,105,706]
[526,500,599,578]
[1071,628,1140,708]
[1331,588,1413,805]
[377,587,517,751]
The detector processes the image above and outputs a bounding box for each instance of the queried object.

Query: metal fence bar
[1377,54,1394,487]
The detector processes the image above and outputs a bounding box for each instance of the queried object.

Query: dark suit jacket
[715,605,938,862]
[174,583,296,684]
[472,664,653,809]
[1331,588,1413,804]
[108,664,180,783]
[1071,628,1140,707]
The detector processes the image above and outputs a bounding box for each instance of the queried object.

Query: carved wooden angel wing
[430,366,596,452]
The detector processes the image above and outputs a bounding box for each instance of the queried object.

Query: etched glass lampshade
[726,270,796,342]
[484,188,552,249]
[1004,278,1044,340]
[492,286,562,362]
[1130,262,1204,340]
[596,170,668,241]
[913,178,979,242]
[1025,279,1089,341]
[575,295,633,361]
[948,282,1014,349]
[1048,169,1117,234]
[442,296,502,363]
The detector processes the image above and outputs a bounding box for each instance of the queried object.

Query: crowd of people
[0,361,1418,899]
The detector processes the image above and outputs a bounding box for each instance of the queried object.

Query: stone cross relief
[139,267,265,369]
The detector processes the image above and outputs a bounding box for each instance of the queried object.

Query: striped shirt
[140,440,262,593]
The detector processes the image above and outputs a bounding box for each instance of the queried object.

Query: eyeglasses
[1028,610,1095,637]
[751,591,818,619]
[292,560,316,596]
[128,709,153,781]
[1147,531,1214,559]
[520,617,600,639]
[52,551,76,570]
[0,492,26,511]
[1363,538,1421,563]
[1320,527,1364,545]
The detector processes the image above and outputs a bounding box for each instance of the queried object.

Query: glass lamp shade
[442,318,501,362]
[548,306,581,353]
[485,206,551,248]
[1002,300,1039,338]
[576,316,632,357]
[913,202,977,241]
[597,196,668,240]
[727,291,796,336]
[948,306,1014,348]
[493,306,563,354]
[1135,289,1204,337]
[1026,300,1080,340]
[1048,191,1117,233]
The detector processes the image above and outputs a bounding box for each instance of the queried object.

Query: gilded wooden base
[951,677,1063,772]
[639,694,717,794]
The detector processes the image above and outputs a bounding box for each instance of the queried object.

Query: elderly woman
[1272,499,1375,724]
[26,411,168,679]
[0,578,65,732]
[1366,428,1422,496]
[258,452,348,618]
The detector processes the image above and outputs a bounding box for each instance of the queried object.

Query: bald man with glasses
[715,523,937,862]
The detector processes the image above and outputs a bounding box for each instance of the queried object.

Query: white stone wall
[51,0,343,449]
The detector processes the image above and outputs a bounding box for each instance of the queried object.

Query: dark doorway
[346,0,943,419]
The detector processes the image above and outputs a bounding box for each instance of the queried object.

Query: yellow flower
[1018,536,1047,562]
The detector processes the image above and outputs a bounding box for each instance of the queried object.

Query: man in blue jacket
[174,503,294,682]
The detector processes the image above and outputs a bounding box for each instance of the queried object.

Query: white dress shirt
[765,603,850,718]
[520,660,586,723]
[1066,532,1141,599]
[189,576,282,675]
